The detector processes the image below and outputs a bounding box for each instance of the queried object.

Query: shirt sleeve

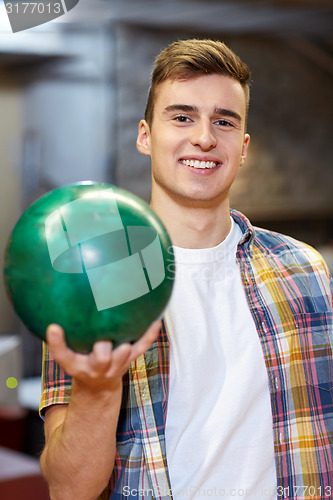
[39,341,72,419]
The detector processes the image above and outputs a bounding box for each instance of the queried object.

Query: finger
[89,341,113,372]
[106,342,133,377]
[46,324,85,375]
[107,321,161,376]
[46,323,68,358]
[129,320,161,361]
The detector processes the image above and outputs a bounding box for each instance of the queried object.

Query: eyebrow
[214,107,242,123]
[164,104,198,114]
[163,104,242,123]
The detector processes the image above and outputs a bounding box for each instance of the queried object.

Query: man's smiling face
[137,73,250,209]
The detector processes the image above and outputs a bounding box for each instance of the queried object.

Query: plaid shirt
[40,210,333,499]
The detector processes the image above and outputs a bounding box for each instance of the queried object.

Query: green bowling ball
[4,182,175,352]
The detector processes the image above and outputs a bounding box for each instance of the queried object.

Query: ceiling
[70,0,333,38]
[0,0,332,73]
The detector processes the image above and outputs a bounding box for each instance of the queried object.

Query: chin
[175,191,226,208]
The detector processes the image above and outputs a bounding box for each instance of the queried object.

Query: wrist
[71,376,123,409]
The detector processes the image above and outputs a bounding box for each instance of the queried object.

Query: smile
[180,159,219,169]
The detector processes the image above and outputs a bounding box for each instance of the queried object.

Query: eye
[174,115,191,123]
[215,119,234,127]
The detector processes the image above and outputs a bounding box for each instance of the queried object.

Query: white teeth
[181,160,217,169]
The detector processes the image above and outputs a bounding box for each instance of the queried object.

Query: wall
[0,73,22,334]
[114,26,333,247]
[0,26,116,376]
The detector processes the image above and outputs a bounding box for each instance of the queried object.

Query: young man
[40,39,333,500]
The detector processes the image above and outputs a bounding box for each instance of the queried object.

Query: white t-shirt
[164,219,277,499]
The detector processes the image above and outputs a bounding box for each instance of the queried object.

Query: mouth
[179,159,220,170]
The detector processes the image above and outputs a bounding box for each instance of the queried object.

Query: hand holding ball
[3,182,174,352]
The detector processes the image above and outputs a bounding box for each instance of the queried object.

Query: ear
[136,120,151,157]
[240,133,250,166]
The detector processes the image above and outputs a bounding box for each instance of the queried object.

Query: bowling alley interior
[0,1,332,498]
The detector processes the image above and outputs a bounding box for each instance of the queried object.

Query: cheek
[227,139,246,159]
[152,133,175,157]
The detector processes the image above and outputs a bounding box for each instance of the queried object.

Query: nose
[190,119,217,151]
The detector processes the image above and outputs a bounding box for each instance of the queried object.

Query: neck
[150,188,232,249]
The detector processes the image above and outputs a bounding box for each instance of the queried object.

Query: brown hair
[145,39,251,128]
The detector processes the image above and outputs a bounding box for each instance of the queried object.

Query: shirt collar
[230,209,255,254]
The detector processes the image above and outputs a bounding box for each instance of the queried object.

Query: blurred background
[0,0,332,496]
